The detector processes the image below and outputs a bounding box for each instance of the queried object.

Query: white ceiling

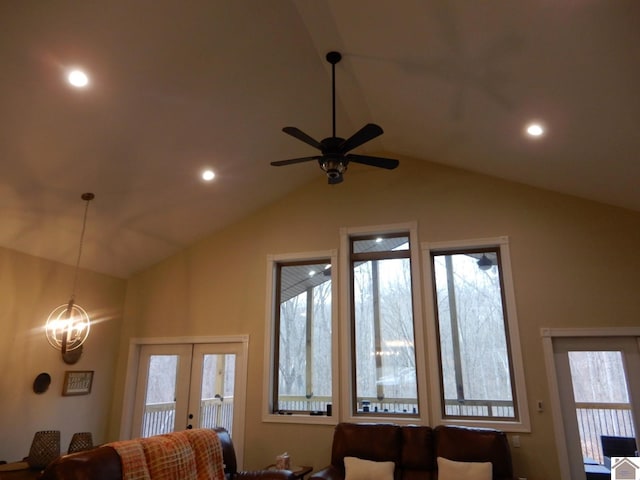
[1,1,638,278]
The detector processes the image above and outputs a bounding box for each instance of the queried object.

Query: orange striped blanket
[107,429,225,480]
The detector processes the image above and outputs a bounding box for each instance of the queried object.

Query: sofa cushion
[331,423,402,471]
[434,425,512,480]
[344,457,394,480]
[436,457,492,480]
[400,425,435,472]
[310,423,512,480]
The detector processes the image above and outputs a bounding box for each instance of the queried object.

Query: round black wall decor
[33,372,51,394]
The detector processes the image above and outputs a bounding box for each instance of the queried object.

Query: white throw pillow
[344,456,395,480]
[437,456,492,480]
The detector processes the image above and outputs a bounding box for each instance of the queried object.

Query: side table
[266,464,313,480]
[0,469,43,480]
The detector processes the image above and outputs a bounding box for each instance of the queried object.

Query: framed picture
[62,370,94,396]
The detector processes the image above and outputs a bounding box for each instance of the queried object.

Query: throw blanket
[107,429,225,480]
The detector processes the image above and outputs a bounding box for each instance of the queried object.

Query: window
[264,233,526,430]
[265,252,336,420]
[425,237,530,430]
[348,232,420,417]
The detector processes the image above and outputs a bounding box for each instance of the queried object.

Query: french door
[546,333,640,480]
[130,339,247,463]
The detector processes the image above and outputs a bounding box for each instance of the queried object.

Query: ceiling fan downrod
[326,51,342,139]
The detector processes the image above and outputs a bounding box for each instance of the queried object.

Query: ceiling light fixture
[45,192,94,364]
[67,69,89,88]
[202,169,215,181]
[525,123,544,137]
[477,254,493,271]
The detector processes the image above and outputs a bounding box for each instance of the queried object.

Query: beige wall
[111,155,640,479]
[2,155,631,478]
[0,247,125,462]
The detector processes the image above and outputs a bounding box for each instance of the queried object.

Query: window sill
[262,413,337,425]
[435,417,532,433]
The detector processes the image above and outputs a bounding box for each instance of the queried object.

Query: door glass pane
[568,351,637,464]
[199,353,236,434]
[142,354,178,437]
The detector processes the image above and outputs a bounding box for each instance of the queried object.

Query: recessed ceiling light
[67,69,89,88]
[201,169,215,181]
[525,122,545,137]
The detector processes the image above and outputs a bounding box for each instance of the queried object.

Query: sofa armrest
[40,447,122,480]
[309,465,343,480]
[235,470,297,480]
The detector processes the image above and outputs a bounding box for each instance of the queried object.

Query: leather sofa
[310,423,515,480]
[40,428,295,480]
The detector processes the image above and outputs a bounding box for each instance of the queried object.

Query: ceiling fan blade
[282,127,322,150]
[271,156,320,166]
[339,123,384,154]
[347,154,399,170]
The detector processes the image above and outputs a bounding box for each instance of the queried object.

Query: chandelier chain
[70,194,93,300]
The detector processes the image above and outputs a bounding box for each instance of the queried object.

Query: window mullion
[372,259,384,402]
[444,254,466,402]
[305,286,313,401]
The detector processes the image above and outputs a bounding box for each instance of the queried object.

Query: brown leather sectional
[310,423,515,480]
[38,424,514,480]
[40,428,294,480]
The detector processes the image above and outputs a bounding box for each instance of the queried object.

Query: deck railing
[141,397,234,438]
[200,397,234,433]
[141,402,175,437]
[142,397,635,464]
[276,395,419,414]
[575,402,635,463]
[276,395,514,417]
[443,399,515,418]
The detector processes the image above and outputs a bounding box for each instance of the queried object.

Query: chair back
[68,432,94,454]
[28,430,61,469]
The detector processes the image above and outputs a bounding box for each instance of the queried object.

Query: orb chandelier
[45,192,94,363]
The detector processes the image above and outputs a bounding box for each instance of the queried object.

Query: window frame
[262,250,338,425]
[422,236,531,432]
[340,222,429,424]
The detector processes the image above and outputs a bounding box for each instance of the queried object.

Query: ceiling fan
[271,51,399,184]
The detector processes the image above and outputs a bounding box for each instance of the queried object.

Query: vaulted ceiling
[1,1,638,278]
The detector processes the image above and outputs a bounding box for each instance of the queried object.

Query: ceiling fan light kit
[271,51,399,184]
